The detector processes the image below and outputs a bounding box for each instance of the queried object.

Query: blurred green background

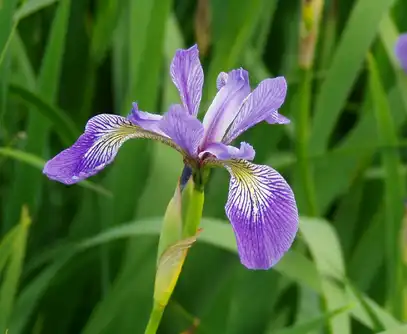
[1,0,407,333]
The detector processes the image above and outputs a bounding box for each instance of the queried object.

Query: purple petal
[170,44,204,116]
[200,142,255,161]
[223,160,298,269]
[43,114,141,184]
[223,77,288,144]
[216,72,229,90]
[159,104,204,157]
[201,69,251,145]
[395,33,407,73]
[265,112,291,125]
[127,102,164,134]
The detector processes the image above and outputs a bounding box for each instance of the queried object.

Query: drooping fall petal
[222,159,298,269]
[43,114,185,184]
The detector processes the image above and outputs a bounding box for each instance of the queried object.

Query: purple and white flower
[43,45,299,270]
[396,33,407,73]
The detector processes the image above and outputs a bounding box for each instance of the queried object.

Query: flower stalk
[182,168,207,237]
[144,302,165,334]
[144,170,205,334]
[294,0,324,216]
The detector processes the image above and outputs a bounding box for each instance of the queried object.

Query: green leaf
[299,217,400,331]
[0,228,19,286]
[274,306,352,334]
[94,1,175,331]
[136,13,184,219]
[89,0,120,65]
[205,0,262,103]
[27,217,400,332]
[379,14,407,111]
[292,69,318,216]
[377,324,407,334]
[0,147,112,197]
[300,218,351,334]
[0,0,18,140]
[8,253,74,334]
[5,0,71,230]
[0,0,18,67]
[13,0,60,22]
[367,52,405,318]
[0,206,31,333]
[309,0,397,154]
[9,82,80,145]
[103,0,174,225]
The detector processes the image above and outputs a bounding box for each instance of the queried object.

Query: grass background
[1,0,407,333]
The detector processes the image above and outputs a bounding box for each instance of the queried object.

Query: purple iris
[396,33,407,73]
[43,45,299,270]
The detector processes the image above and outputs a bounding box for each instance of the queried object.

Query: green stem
[144,303,164,334]
[144,174,205,333]
[182,185,205,238]
[296,68,319,216]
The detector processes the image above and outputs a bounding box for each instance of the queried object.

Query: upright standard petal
[170,45,204,116]
[222,159,298,269]
[201,69,251,145]
[159,105,204,157]
[127,102,163,134]
[223,77,288,144]
[395,33,407,73]
[216,72,229,90]
[43,115,142,184]
[200,142,255,161]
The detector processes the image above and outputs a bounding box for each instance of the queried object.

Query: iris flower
[43,45,298,270]
[396,33,407,73]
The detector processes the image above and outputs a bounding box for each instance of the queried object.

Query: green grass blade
[0,0,18,140]
[293,69,318,216]
[252,0,278,55]
[89,0,120,65]
[13,0,60,22]
[9,83,80,145]
[136,14,184,218]
[90,1,175,331]
[379,14,407,110]
[349,208,385,290]
[5,0,71,231]
[0,147,112,197]
[26,216,400,331]
[377,324,407,334]
[309,0,397,155]
[10,32,36,89]
[0,0,18,67]
[0,229,19,282]
[274,306,352,334]
[0,207,31,333]
[367,53,405,318]
[103,0,173,225]
[205,0,262,103]
[300,218,351,334]
[8,253,73,334]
